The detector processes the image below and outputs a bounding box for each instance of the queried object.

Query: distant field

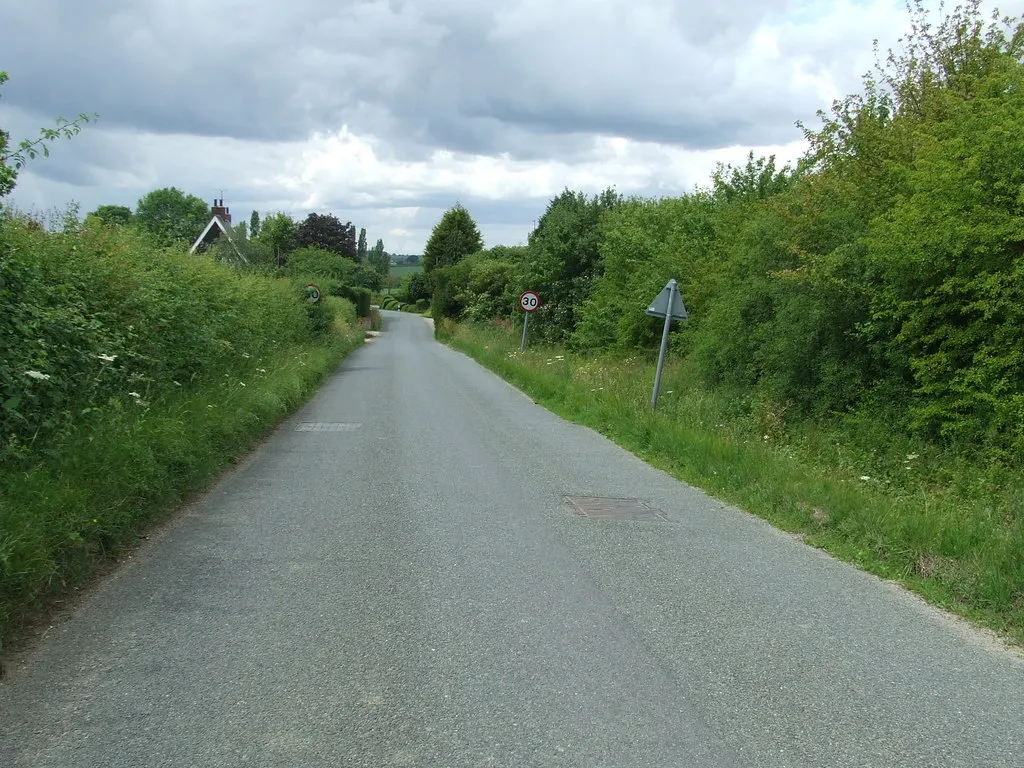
[390,263,422,279]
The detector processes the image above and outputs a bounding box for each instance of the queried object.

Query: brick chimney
[211,198,231,224]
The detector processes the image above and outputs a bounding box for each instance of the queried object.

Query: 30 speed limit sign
[519,291,540,312]
[518,291,540,350]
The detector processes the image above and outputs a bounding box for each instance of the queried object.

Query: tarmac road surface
[2,310,1023,767]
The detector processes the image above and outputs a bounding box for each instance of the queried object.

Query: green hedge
[329,284,372,317]
[0,215,362,651]
[0,219,336,463]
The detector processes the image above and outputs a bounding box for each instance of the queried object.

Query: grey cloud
[3,0,832,158]
[318,190,554,226]
[3,0,919,252]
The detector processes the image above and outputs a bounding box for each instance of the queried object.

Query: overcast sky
[2,0,1021,253]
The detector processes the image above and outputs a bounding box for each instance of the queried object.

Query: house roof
[189,215,249,264]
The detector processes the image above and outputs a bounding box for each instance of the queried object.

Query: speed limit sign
[518,291,540,351]
[520,291,540,312]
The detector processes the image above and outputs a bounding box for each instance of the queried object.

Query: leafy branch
[1,113,99,170]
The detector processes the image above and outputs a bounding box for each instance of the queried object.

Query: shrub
[284,246,356,282]
[328,284,371,317]
[0,216,318,464]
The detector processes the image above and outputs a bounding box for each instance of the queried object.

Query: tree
[400,271,432,304]
[711,152,795,203]
[89,204,133,227]
[284,246,357,281]
[422,203,483,273]
[258,211,297,266]
[367,237,389,276]
[0,74,14,199]
[249,210,260,239]
[521,188,620,341]
[352,263,384,292]
[357,227,367,262]
[1,71,95,199]
[295,212,357,260]
[134,187,210,247]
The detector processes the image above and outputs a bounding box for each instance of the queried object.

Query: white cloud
[3,0,1023,252]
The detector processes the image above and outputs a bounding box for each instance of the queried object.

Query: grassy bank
[0,311,361,653]
[443,321,1024,645]
[0,215,367,654]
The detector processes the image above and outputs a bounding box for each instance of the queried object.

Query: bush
[0,213,364,647]
[302,290,336,337]
[284,246,356,282]
[0,217,321,463]
[328,284,371,317]
[352,287,372,317]
[399,271,431,303]
[350,264,384,293]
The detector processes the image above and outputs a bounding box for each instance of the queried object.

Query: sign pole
[518,291,540,351]
[651,279,676,407]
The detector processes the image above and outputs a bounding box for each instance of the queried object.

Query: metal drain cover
[563,496,668,521]
[295,422,363,432]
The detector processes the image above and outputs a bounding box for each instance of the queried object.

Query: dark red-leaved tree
[295,213,358,261]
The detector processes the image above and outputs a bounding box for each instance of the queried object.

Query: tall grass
[445,322,1024,644]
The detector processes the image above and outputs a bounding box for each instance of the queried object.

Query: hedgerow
[0,213,361,649]
[428,1,1024,463]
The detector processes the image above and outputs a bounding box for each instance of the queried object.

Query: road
[2,310,1023,767]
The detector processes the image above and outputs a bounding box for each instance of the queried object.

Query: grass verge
[0,313,362,657]
[443,322,1024,646]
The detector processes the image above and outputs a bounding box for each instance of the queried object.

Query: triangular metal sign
[645,281,688,320]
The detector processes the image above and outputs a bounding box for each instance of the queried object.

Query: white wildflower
[859,475,871,481]
[905,453,919,461]
[128,391,141,398]
[97,354,117,362]
[25,370,51,381]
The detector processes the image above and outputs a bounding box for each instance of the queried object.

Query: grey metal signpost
[519,291,540,351]
[645,279,688,407]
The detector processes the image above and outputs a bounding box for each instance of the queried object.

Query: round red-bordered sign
[520,291,540,312]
